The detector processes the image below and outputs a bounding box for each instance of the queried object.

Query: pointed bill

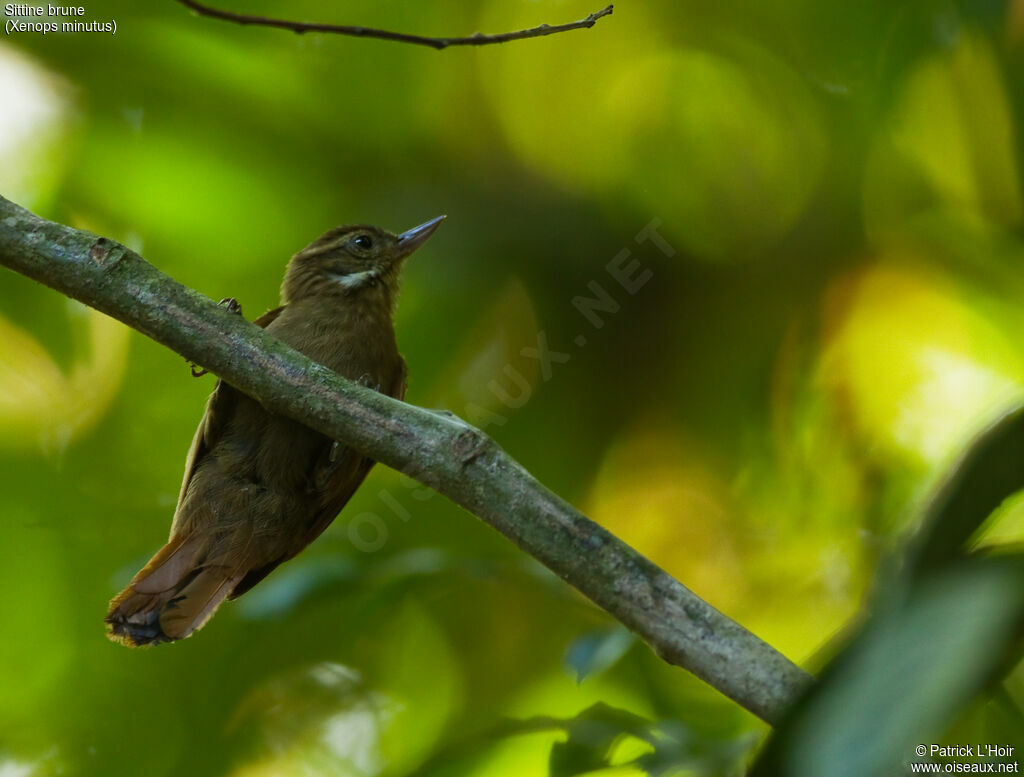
[396,215,446,258]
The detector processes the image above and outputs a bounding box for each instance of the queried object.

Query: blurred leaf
[612,42,827,262]
[429,278,539,425]
[74,122,302,265]
[794,0,962,100]
[587,429,743,611]
[478,0,661,194]
[549,739,608,776]
[977,490,1024,548]
[589,424,856,662]
[235,554,360,621]
[238,547,484,621]
[750,556,1024,777]
[5,1,1024,774]
[0,518,75,733]
[550,704,753,777]
[409,703,752,777]
[864,29,1022,242]
[370,599,462,776]
[564,627,636,684]
[482,15,826,261]
[0,45,73,211]
[229,661,392,777]
[907,404,1024,578]
[229,599,460,777]
[549,705,648,777]
[820,261,1024,471]
[0,302,129,453]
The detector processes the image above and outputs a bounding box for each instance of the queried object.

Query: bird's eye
[352,235,373,250]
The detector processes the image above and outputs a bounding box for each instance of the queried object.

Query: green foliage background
[2,1,1024,775]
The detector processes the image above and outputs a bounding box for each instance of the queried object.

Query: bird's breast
[267,299,400,385]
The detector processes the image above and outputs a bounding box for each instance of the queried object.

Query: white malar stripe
[332,270,377,289]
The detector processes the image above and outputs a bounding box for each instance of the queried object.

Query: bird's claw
[190,299,243,377]
[356,373,382,392]
[219,297,242,315]
[310,440,346,492]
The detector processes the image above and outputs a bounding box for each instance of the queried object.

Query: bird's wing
[390,356,408,402]
[174,305,286,512]
[304,355,408,527]
[228,356,408,600]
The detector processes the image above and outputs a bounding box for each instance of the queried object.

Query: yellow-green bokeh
[3,2,1024,775]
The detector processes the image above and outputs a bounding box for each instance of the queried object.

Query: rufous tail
[105,534,243,647]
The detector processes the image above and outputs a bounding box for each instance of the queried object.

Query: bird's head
[282,216,445,304]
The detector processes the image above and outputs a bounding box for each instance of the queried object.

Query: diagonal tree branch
[175,0,614,50]
[0,195,812,724]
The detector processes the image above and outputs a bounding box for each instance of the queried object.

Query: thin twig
[0,195,812,724]
[175,0,614,49]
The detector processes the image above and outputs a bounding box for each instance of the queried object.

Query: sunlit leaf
[978,489,1024,549]
[587,429,742,610]
[820,262,1024,471]
[588,425,858,663]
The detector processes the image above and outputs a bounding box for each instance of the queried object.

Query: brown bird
[105,216,444,646]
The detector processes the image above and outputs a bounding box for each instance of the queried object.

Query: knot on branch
[453,427,490,465]
[89,238,122,267]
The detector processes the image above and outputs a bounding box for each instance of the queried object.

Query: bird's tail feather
[105,534,242,647]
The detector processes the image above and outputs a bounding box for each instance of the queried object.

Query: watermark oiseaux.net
[345,217,675,553]
[910,744,1019,773]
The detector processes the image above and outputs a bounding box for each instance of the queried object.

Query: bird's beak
[396,215,446,259]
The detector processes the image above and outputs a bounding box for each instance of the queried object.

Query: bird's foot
[310,440,349,491]
[218,297,243,315]
[356,373,382,392]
